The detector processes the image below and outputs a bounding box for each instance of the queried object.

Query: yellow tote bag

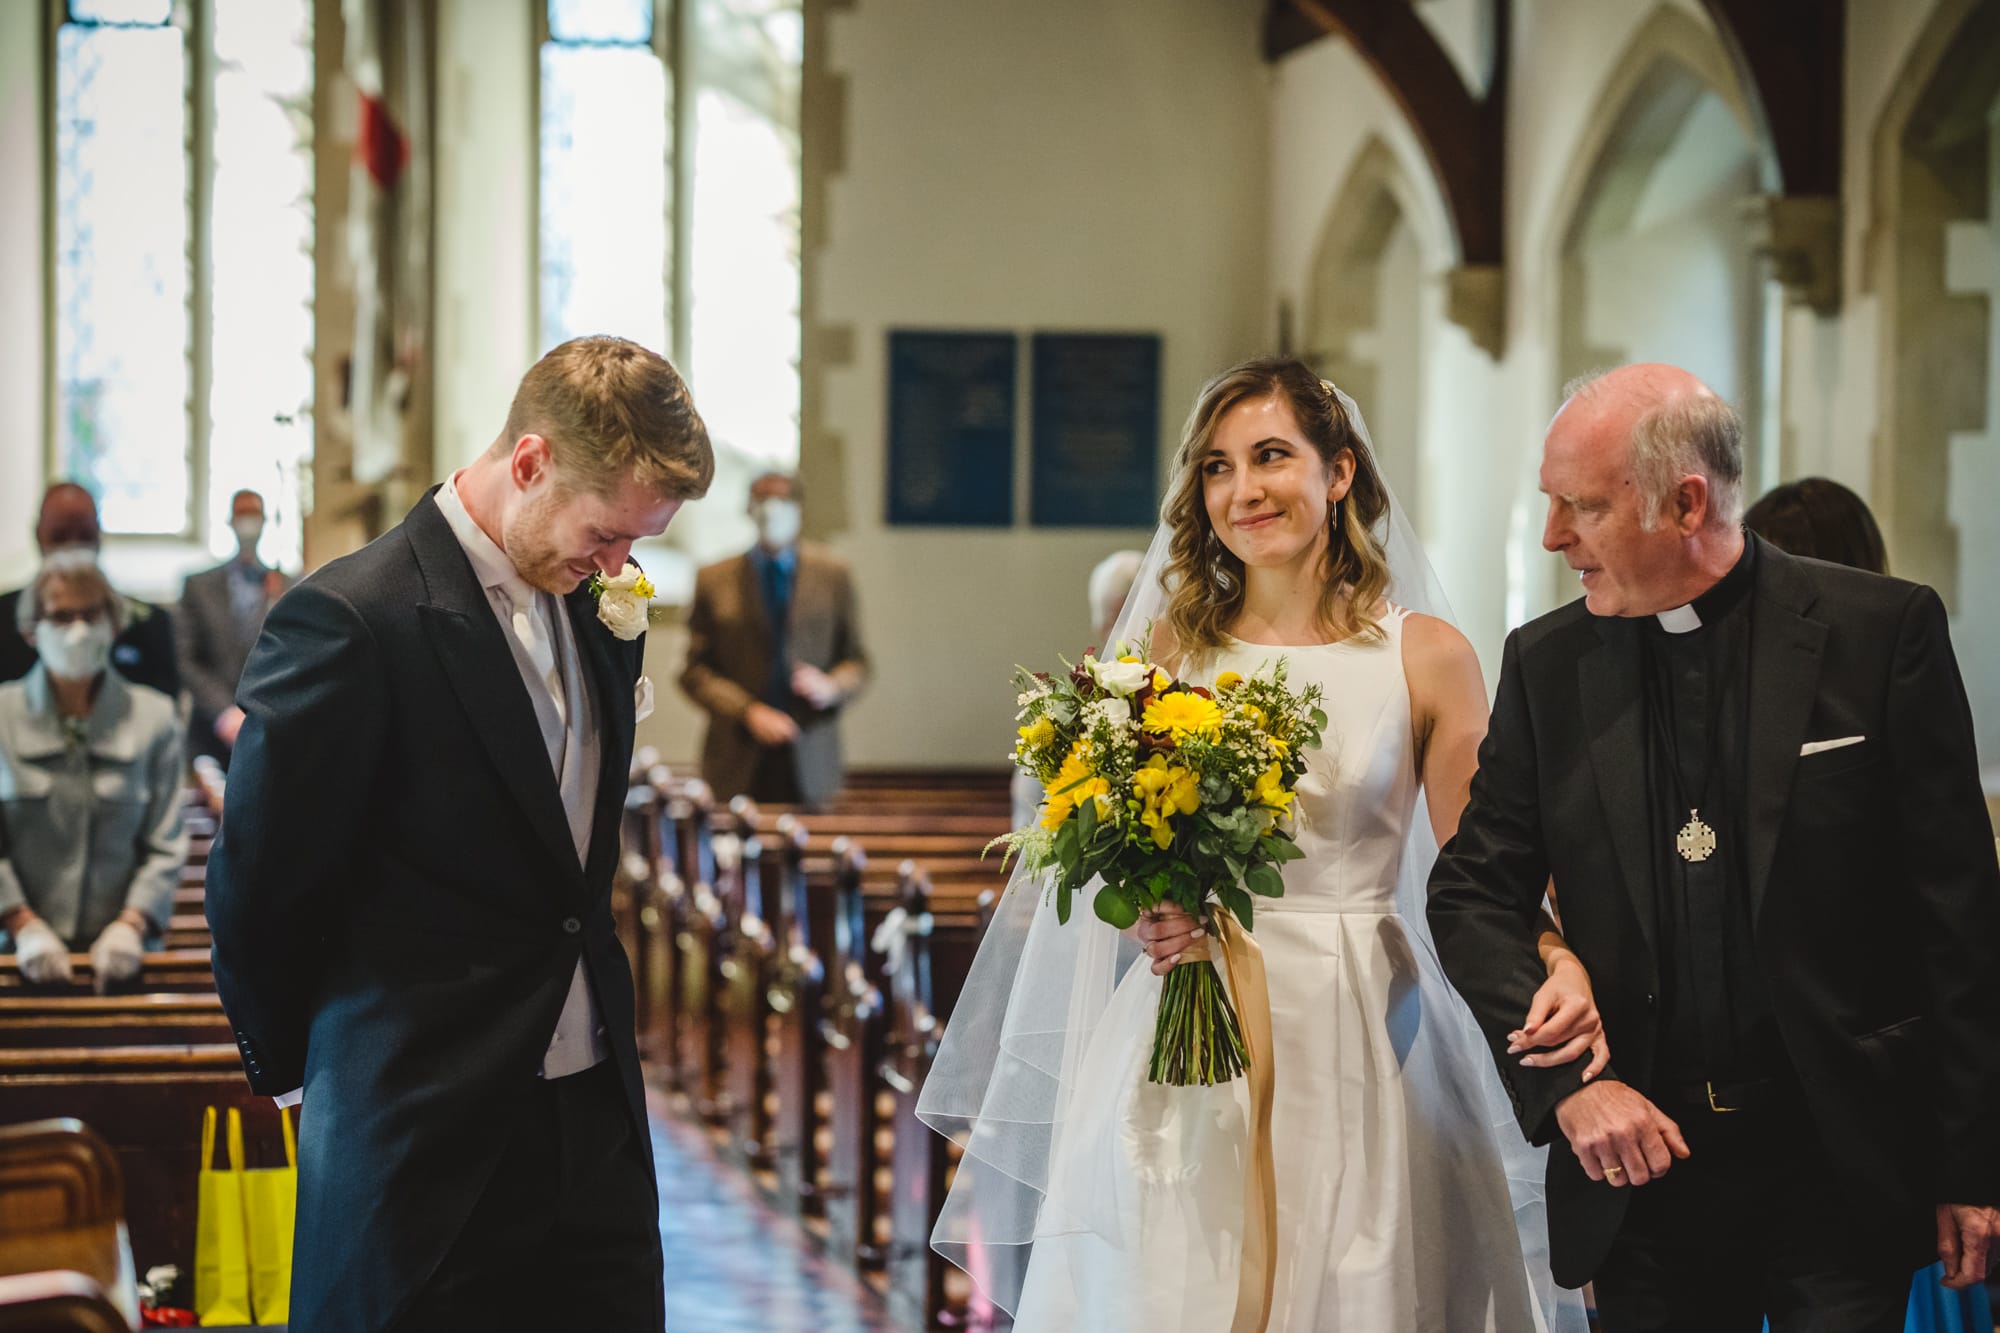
[242,1106,297,1324]
[193,1107,253,1326]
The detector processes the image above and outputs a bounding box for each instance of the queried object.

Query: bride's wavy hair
[1160,357,1393,654]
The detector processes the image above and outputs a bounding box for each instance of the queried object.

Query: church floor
[648,1084,911,1333]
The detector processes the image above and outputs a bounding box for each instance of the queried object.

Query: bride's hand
[1509,955,1609,1081]
[1134,904,1204,976]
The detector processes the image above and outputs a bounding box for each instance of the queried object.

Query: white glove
[88,919,145,993]
[13,918,73,985]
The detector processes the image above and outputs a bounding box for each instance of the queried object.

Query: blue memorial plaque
[886,330,1017,526]
[1030,332,1161,528]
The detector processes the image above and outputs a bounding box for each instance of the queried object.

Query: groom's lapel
[1579,617,1658,963]
[566,585,635,892]
[404,491,581,885]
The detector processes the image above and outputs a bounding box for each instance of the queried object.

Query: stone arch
[1301,136,1444,525]
[1866,0,2000,778]
[1522,4,1767,617]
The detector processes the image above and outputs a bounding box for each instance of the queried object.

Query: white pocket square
[634,674,656,724]
[1799,735,1864,756]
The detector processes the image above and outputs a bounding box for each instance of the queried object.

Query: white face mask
[36,618,114,681]
[41,545,99,573]
[231,516,265,550]
[751,498,802,548]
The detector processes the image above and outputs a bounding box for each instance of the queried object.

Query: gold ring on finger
[1603,1166,1624,1178]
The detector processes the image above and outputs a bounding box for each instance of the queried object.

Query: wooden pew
[880,867,996,1331]
[718,802,783,1169]
[0,952,214,994]
[0,1118,134,1324]
[670,785,730,1118]
[821,841,890,1268]
[0,1270,133,1333]
[0,994,230,1048]
[0,1047,285,1281]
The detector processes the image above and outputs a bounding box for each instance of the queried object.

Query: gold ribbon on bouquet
[1183,913,1277,1332]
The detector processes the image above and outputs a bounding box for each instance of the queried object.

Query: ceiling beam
[1263,0,1506,271]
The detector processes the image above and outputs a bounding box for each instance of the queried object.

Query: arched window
[51,0,315,569]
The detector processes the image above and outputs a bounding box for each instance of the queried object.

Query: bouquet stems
[1148,955,1249,1085]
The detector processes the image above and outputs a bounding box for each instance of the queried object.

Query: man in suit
[177,488,292,767]
[680,471,868,807]
[0,483,179,699]
[1427,363,2000,1331]
[206,336,713,1331]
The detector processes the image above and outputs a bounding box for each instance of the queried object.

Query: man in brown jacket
[679,472,868,806]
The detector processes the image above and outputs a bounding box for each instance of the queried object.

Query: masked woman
[0,559,185,989]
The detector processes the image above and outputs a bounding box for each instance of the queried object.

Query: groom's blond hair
[497,336,714,501]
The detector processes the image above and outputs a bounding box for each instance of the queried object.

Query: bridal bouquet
[996,639,1325,1085]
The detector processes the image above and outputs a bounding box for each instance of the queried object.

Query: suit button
[563,917,582,935]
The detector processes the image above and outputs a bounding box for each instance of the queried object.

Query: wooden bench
[0,994,230,1048]
[0,952,215,994]
[0,1118,134,1324]
[0,1269,133,1333]
[880,869,997,1330]
[0,1047,284,1281]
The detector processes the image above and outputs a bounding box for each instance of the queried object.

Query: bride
[919,358,1597,1330]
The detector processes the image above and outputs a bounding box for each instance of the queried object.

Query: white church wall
[745,0,1272,771]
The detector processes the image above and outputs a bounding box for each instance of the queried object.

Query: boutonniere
[588,563,655,640]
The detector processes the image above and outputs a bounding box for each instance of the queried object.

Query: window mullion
[666,0,691,372]
[186,0,214,546]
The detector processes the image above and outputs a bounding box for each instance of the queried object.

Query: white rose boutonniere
[589,563,655,641]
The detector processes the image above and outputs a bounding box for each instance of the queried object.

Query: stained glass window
[539,4,669,355]
[54,11,189,535]
[206,0,314,566]
[53,0,314,566]
[689,0,802,470]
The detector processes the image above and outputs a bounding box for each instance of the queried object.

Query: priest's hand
[1554,1080,1689,1188]
[1937,1203,1999,1288]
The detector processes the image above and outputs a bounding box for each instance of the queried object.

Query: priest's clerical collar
[1652,533,1755,635]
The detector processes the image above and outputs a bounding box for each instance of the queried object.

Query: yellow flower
[1152,668,1171,691]
[633,572,656,600]
[1117,654,1142,663]
[1214,670,1244,691]
[1142,691,1223,743]
[1250,762,1295,815]
[1041,742,1111,830]
[1017,717,1056,751]
[1131,755,1200,848]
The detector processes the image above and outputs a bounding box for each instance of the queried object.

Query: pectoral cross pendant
[1676,809,1718,863]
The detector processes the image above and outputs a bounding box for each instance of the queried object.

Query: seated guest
[0,483,180,699]
[177,488,292,766]
[0,562,187,990]
[681,471,869,807]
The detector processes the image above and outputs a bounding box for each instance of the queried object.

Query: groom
[1427,364,2000,1331]
[207,336,712,1331]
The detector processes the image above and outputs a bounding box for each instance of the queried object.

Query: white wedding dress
[1011,610,1574,1331]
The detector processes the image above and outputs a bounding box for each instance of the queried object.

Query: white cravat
[497,577,568,753]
